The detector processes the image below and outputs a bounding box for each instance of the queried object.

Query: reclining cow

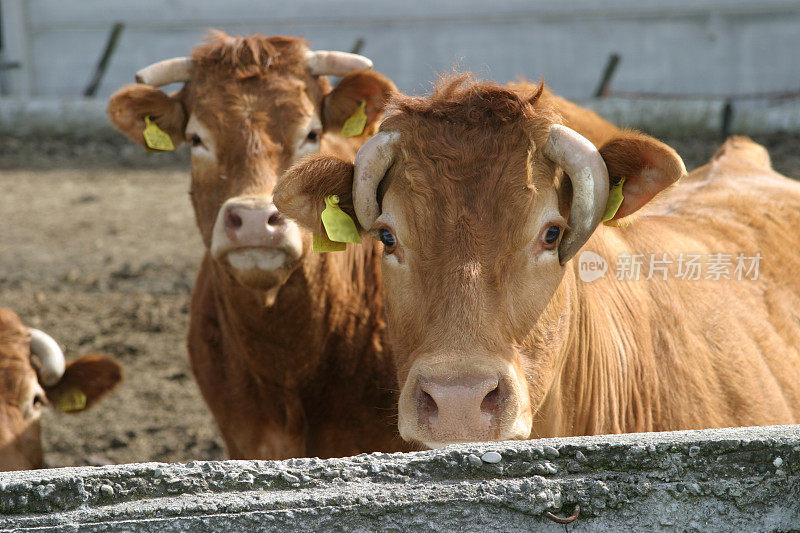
[107,32,406,459]
[275,75,800,448]
[0,308,121,470]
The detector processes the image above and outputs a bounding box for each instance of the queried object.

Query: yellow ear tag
[601,177,626,223]
[313,195,361,253]
[57,387,87,413]
[143,116,175,151]
[341,101,367,138]
[313,233,346,253]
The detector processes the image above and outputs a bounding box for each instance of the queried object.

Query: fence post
[594,53,620,98]
[0,0,32,96]
[83,22,125,97]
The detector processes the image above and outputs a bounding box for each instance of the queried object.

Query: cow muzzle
[397,356,532,448]
[210,196,304,281]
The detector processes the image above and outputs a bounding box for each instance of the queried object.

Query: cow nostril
[416,386,439,422]
[423,391,437,417]
[481,385,503,417]
[268,212,284,226]
[226,211,243,230]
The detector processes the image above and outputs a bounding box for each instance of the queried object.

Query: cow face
[108,33,394,293]
[0,309,122,471]
[275,78,685,447]
[0,310,46,470]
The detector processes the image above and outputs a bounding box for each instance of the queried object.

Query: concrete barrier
[578,97,800,136]
[0,99,111,137]
[0,425,798,532]
[3,0,800,101]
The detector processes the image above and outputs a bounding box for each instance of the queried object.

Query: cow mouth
[216,247,302,292]
[224,247,290,272]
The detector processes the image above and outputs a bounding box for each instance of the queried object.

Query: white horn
[305,50,373,77]
[353,131,400,230]
[544,124,610,264]
[135,57,193,86]
[29,329,66,387]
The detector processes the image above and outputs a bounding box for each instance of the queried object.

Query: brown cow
[275,75,800,448]
[0,308,121,470]
[107,32,406,459]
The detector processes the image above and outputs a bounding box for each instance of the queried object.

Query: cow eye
[189,134,202,147]
[543,225,561,246]
[306,130,320,143]
[379,228,396,251]
[32,393,45,408]
[23,388,47,420]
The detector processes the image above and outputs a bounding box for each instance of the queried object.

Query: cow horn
[353,131,400,230]
[305,50,373,77]
[544,124,610,264]
[135,57,193,86]
[29,329,66,387]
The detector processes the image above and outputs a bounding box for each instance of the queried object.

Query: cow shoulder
[711,135,772,170]
[541,89,620,147]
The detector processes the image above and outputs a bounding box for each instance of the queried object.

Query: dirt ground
[1,131,799,469]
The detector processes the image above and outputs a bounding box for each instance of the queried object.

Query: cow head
[107,32,395,296]
[0,309,122,470]
[275,77,685,447]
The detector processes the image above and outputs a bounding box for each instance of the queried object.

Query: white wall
[2,0,800,100]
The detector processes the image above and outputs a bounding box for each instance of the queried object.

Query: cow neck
[540,258,659,437]
[206,243,387,389]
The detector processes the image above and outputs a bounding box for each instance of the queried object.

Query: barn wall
[0,425,798,531]
[1,0,800,100]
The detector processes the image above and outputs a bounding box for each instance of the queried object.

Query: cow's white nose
[211,196,288,258]
[414,374,506,442]
[398,358,532,447]
[223,201,285,247]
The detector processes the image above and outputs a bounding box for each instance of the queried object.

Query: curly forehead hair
[386,73,555,131]
[190,31,310,81]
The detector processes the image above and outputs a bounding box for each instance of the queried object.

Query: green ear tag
[57,388,87,413]
[143,116,175,151]
[601,177,626,222]
[341,101,367,138]
[320,195,362,244]
[313,233,347,253]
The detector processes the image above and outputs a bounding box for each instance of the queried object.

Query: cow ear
[107,84,186,150]
[322,70,396,136]
[274,154,360,235]
[599,131,686,220]
[45,354,122,414]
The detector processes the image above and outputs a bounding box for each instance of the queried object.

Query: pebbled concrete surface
[0,425,798,532]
